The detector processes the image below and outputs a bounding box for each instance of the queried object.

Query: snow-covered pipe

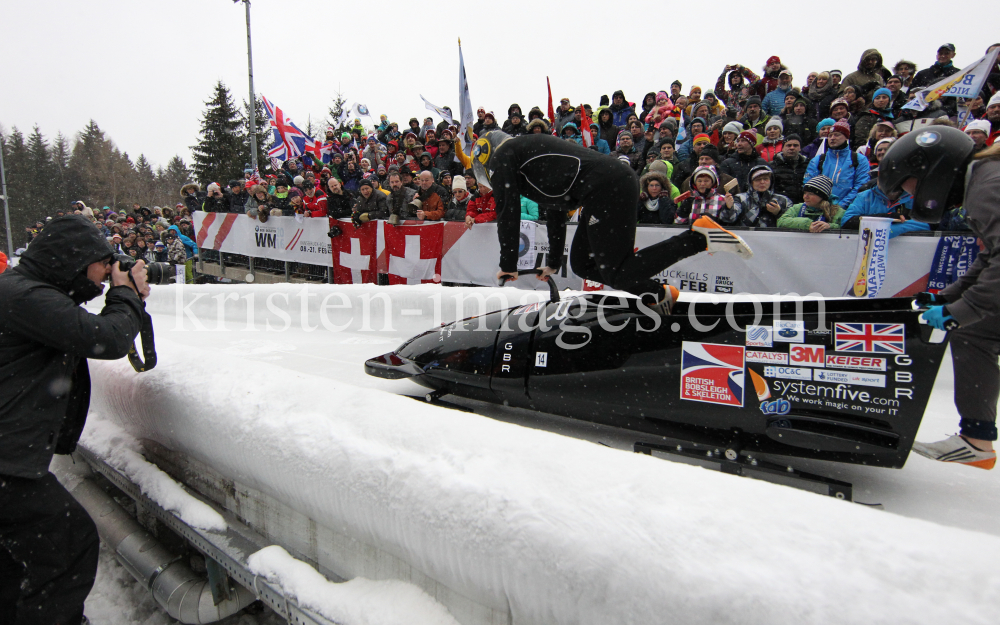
[69,477,256,623]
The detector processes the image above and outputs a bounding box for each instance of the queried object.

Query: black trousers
[567,171,706,298]
[0,473,98,625]
[951,316,1000,441]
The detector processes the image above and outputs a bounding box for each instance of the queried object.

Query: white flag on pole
[419,95,455,123]
[458,38,475,151]
[903,48,1000,112]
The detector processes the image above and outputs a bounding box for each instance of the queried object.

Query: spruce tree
[51,132,73,209]
[2,127,33,246]
[191,81,244,186]
[25,126,56,217]
[328,90,349,133]
[134,154,156,206]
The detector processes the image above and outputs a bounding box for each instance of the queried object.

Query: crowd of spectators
[197,44,997,237]
[15,43,998,276]
[21,201,199,280]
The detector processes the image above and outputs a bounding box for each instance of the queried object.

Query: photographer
[0,215,149,624]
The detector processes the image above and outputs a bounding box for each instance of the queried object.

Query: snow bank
[80,419,226,531]
[86,284,1000,625]
[248,546,460,625]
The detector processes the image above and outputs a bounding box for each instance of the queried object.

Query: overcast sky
[2,0,995,170]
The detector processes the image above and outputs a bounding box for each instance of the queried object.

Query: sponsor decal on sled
[680,342,745,407]
[825,355,887,372]
[773,320,805,343]
[834,323,905,354]
[745,325,773,347]
[760,398,791,415]
[511,302,544,316]
[764,366,813,381]
[813,369,886,388]
[748,368,771,400]
[746,350,787,364]
[789,345,825,367]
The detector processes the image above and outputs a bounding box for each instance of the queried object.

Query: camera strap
[128,310,157,372]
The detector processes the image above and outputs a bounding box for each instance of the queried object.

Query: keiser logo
[825,355,886,372]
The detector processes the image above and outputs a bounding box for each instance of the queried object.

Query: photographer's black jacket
[0,216,144,478]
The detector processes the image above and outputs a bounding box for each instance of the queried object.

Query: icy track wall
[87,284,1000,625]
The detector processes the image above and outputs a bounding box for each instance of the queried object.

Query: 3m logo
[790,345,825,367]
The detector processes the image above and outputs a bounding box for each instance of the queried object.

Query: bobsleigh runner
[367,270,949,502]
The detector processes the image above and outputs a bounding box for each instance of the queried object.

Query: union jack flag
[834,323,906,354]
[262,95,322,163]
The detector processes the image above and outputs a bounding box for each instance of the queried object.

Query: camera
[328,225,342,238]
[114,253,173,285]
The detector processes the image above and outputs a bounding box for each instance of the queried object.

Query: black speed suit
[0,216,144,624]
[493,134,705,298]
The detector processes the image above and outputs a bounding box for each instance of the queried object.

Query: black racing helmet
[878,126,976,223]
[471,131,511,190]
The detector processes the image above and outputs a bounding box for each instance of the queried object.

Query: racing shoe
[692,215,753,259]
[646,284,680,316]
[911,434,996,470]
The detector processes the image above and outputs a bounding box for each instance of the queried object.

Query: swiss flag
[383,221,444,285]
[330,218,377,284]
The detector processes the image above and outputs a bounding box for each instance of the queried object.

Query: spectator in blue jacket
[609,90,635,127]
[588,123,611,154]
[762,70,795,116]
[803,120,870,207]
[842,188,927,238]
[167,224,198,258]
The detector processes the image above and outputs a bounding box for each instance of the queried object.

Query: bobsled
[366,277,949,498]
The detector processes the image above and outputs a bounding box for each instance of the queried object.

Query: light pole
[0,139,11,256]
[235,0,258,172]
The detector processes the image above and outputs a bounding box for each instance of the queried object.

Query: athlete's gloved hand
[915,292,947,307]
[921,305,959,331]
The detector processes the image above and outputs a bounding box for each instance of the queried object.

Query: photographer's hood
[18,215,115,299]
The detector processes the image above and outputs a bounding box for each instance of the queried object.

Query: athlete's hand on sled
[497,271,518,283]
[536,267,558,282]
[921,305,959,331]
[915,292,947,308]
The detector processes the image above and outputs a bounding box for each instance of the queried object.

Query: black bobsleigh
[366,277,948,499]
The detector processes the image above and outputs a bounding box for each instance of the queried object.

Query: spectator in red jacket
[303,183,328,217]
[0,251,7,275]
[465,187,497,229]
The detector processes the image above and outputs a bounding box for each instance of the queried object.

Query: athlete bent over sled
[879,125,1000,470]
[472,132,752,314]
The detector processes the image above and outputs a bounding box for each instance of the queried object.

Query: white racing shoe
[692,215,753,259]
[648,284,680,316]
[911,434,996,470]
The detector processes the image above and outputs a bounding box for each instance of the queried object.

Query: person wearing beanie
[852,87,896,149]
[669,80,683,103]
[608,90,635,128]
[751,55,786,99]
[965,119,992,151]
[781,97,818,146]
[202,181,229,213]
[678,144,736,194]
[802,118,836,159]
[444,176,472,221]
[722,164,791,228]
[740,96,770,136]
[803,119,869,207]
[758,117,785,162]
[638,92,658,125]
[720,129,768,192]
[778,175,845,232]
[350,174,391,224]
[718,121,744,159]
[676,165,730,223]
[612,129,642,171]
[648,92,675,129]
[985,92,1000,146]
[771,133,810,203]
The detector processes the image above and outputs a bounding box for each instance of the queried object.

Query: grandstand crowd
[13,42,1000,278]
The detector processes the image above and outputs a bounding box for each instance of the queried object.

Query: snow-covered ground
[80,283,1000,623]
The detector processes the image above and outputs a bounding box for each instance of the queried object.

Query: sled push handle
[499,269,560,303]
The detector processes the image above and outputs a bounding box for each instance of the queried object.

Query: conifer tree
[191,81,244,186]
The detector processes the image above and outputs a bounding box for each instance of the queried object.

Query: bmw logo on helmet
[916,131,940,147]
